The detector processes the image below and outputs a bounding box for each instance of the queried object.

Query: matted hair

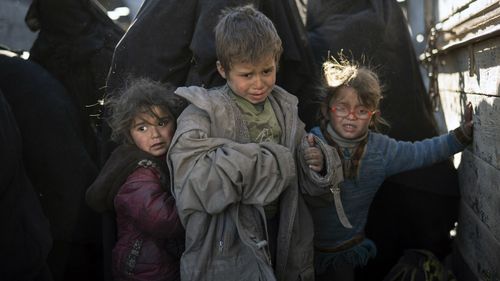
[318,54,390,132]
[214,4,283,71]
[106,78,187,144]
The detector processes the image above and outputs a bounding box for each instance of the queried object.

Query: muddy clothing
[308,126,467,273]
[168,85,342,281]
[87,145,184,281]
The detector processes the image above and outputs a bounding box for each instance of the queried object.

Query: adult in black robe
[105,0,319,128]
[0,88,53,281]
[0,53,101,281]
[25,0,124,165]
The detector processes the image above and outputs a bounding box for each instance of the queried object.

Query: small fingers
[307,134,315,147]
[465,102,473,122]
[303,148,316,159]
[308,164,323,172]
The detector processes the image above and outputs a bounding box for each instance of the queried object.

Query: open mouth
[252,92,266,98]
[342,123,357,132]
[151,142,165,149]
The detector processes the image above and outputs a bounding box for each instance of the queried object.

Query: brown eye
[357,108,369,115]
[263,68,273,75]
[158,118,170,127]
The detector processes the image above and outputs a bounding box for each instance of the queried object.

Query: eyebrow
[158,115,172,122]
[235,69,253,75]
[132,120,148,127]
[140,114,171,123]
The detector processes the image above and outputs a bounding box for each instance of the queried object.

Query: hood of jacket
[86,144,169,212]
[174,84,301,147]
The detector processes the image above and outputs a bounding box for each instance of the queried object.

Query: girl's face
[130,106,175,157]
[323,86,375,140]
[217,54,276,104]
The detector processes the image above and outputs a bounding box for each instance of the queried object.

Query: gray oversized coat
[167,85,342,281]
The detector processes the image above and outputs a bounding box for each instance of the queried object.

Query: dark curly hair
[106,78,187,144]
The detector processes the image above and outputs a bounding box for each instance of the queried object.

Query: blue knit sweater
[308,127,466,270]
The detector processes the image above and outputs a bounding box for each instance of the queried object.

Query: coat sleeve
[168,105,296,217]
[114,167,184,239]
[296,133,344,196]
[381,132,466,177]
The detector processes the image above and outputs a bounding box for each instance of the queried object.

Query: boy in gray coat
[168,5,342,281]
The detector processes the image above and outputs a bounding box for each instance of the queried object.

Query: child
[307,55,473,281]
[85,78,187,281]
[167,5,342,281]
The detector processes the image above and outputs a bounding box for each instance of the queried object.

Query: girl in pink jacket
[86,78,187,281]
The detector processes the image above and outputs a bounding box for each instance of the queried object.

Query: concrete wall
[430,1,500,280]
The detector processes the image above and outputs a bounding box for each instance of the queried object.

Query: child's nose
[253,76,264,88]
[150,126,160,138]
[346,111,358,120]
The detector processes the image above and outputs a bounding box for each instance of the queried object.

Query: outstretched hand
[463,102,473,138]
[304,134,324,173]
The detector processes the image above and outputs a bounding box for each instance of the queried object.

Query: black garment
[26,0,124,164]
[307,0,441,143]
[105,0,318,127]
[262,0,320,129]
[0,54,101,281]
[0,90,52,281]
[316,261,355,281]
[306,1,459,279]
[86,144,172,213]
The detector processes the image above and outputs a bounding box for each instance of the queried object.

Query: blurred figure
[0,86,52,281]
[0,51,101,281]
[105,0,317,128]
[25,0,124,165]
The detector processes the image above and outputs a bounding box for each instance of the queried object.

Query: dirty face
[217,54,276,104]
[130,106,175,157]
[323,86,376,140]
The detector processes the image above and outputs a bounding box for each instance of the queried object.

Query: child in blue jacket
[307,55,473,281]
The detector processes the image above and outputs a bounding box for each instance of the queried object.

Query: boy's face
[130,106,175,157]
[322,86,374,140]
[217,55,276,104]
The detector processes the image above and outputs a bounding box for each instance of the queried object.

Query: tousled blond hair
[319,53,390,131]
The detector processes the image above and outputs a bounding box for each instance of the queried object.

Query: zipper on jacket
[124,238,143,276]
[250,236,273,267]
[218,213,227,254]
[263,242,273,267]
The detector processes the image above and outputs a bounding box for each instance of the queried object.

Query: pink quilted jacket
[112,166,184,281]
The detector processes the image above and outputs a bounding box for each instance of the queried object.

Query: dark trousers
[316,262,355,281]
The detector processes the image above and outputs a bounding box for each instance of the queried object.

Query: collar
[326,123,368,149]
[227,86,267,112]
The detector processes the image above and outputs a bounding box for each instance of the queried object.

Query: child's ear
[216,61,226,79]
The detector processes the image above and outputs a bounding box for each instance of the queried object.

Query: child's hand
[462,102,473,138]
[304,134,324,173]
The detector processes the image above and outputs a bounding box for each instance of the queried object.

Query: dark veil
[106,0,319,128]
